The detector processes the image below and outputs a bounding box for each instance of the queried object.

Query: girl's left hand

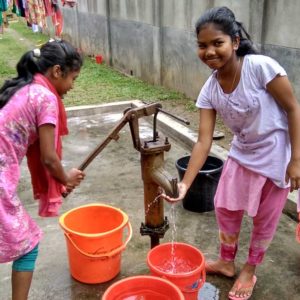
[161,182,188,203]
[285,159,300,191]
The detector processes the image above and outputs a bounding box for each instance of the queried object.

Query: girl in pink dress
[164,6,300,300]
[0,39,85,300]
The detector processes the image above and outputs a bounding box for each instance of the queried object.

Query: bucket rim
[176,155,223,175]
[59,203,129,238]
[147,242,205,278]
[102,275,185,299]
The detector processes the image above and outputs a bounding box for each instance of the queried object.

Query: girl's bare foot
[229,263,257,299]
[205,259,236,277]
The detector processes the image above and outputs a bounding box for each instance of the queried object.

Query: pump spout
[140,144,179,248]
[151,166,178,198]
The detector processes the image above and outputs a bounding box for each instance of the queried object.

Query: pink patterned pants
[216,179,289,265]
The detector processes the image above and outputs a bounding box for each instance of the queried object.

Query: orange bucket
[59,203,132,284]
[102,275,185,300]
[147,242,206,300]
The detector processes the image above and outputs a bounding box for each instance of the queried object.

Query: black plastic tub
[176,155,223,213]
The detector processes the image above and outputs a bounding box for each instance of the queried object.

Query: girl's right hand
[162,182,188,203]
[66,168,85,191]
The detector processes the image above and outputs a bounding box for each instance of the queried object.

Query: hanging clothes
[0,0,8,11]
[26,0,47,28]
[0,14,3,31]
[14,0,25,18]
[42,0,51,16]
[61,0,76,7]
[12,0,21,16]
[0,0,8,26]
[50,0,63,37]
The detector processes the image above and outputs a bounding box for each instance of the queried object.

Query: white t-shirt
[196,54,290,188]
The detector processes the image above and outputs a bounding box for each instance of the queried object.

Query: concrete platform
[1,101,300,300]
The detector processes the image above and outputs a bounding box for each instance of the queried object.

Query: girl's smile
[197,23,238,70]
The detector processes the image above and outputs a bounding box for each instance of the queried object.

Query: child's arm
[164,108,216,202]
[181,108,216,188]
[267,75,300,191]
[38,124,84,188]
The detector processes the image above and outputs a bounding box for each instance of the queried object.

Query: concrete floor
[1,101,300,300]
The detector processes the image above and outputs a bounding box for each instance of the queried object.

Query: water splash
[145,194,161,216]
[156,256,195,274]
[198,282,220,300]
[117,290,169,299]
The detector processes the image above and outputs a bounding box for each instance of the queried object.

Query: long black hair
[195,6,258,57]
[0,39,83,109]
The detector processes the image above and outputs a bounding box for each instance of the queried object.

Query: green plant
[1,19,191,109]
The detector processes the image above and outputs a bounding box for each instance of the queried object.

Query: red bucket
[102,275,185,300]
[296,222,300,243]
[147,242,206,300]
[95,55,103,64]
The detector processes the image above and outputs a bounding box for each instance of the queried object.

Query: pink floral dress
[0,83,58,263]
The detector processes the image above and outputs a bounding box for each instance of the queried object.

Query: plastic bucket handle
[64,221,132,259]
[180,268,206,293]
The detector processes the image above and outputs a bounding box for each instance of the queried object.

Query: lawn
[0,19,194,110]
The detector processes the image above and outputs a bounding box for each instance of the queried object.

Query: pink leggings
[216,179,289,265]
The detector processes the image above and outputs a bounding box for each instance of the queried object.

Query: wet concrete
[1,101,300,300]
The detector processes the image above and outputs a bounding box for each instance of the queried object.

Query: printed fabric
[26,0,46,27]
[0,0,8,12]
[26,73,68,218]
[196,54,290,188]
[15,0,26,17]
[0,78,59,262]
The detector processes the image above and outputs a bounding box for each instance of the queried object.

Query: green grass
[1,19,194,109]
[0,28,26,79]
[9,21,49,46]
[65,58,186,106]
[0,21,48,82]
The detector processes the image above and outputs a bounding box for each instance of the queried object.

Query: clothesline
[1,0,77,37]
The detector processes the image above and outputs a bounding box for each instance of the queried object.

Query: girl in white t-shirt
[163,6,300,300]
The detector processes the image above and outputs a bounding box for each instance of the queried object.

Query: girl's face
[197,23,238,70]
[55,69,80,97]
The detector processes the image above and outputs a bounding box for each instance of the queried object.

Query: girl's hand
[285,159,300,192]
[162,182,188,203]
[66,168,85,190]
